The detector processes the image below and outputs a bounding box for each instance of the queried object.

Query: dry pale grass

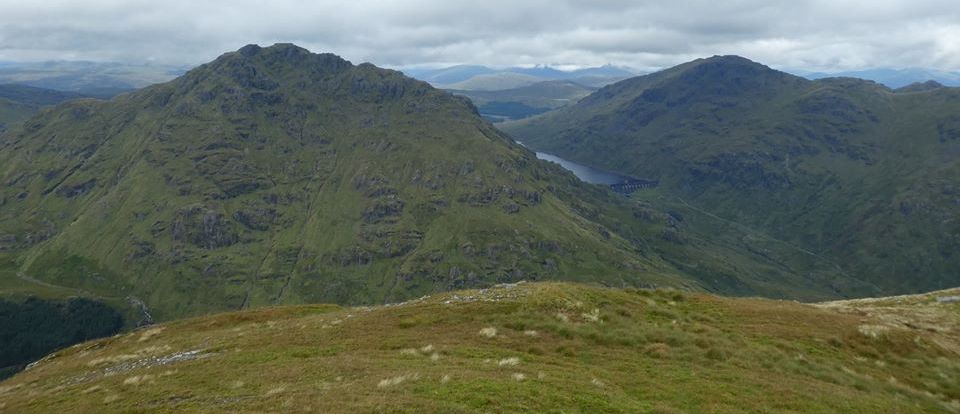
[0,282,957,413]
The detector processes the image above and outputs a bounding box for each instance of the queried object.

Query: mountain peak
[690,55,778,73]
[237,43,312,60]
[662,54,801,87]
[167,43,361,100]
[700,55,761,65]
[209,43,353,74]
[895,79,945,93]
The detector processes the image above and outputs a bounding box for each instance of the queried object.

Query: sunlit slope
[2,282,958,413]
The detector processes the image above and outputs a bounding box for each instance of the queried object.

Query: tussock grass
[1,283,958,413]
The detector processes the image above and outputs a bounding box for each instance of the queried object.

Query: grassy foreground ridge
[2,282,958,413]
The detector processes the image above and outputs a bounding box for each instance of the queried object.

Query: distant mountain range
[504,55,960,297]
[403,64,636,90]
[404,63,960,92]
[449,80,598,122]
[0,60,185,96]
[791,67,960,88]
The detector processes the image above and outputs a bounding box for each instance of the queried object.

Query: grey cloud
[0,0,956,72]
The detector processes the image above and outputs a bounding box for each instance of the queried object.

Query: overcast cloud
[0,0,957,72]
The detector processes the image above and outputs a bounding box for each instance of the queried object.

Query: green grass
[2,282,957,413]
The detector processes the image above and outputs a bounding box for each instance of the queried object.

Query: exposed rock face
[171,206,239,249]
[56,179,97,198]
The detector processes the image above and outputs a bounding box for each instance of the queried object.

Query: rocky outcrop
[171,206,239,249]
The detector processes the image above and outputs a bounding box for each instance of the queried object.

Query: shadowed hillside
[503,55,960,297]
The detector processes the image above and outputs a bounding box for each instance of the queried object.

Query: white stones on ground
[937,296,960,304]
[512,373,526,381]
[479,327,498,338]
[377,373,419,388]
[582,308,601,322]
[523,330,539,337]
[591,378,605,387]
[442,282,529,304]
[858,324,890,339]
[265,385,286,396]
[399,344,440,361]
[498,357,520,367]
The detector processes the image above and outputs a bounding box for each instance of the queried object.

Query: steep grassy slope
[1,44,769,323]
[503,56,960,297]
[1,282,957,413]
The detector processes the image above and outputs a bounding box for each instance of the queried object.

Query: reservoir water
[533,152,629,185]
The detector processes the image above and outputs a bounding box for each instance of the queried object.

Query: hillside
[1,282,958,413]
[503,55,960,297]
[0,84,88,106]
[2,43,841,330]
[0,98,34,132]
[0,84,90,131]
[444,72,547,91]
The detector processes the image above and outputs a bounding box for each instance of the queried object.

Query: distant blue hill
[401,65,497,85]
[403,64,636,89]
[791,68,960,89]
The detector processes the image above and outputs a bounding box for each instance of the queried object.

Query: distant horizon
[1,44,959,92]
[1,50,958,77]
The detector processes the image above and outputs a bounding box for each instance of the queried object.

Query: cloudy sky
[0,0,958,72]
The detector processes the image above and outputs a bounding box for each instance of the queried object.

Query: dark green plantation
[0,44,853,328]
[504,55,960,297]
[0,296,122,379]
